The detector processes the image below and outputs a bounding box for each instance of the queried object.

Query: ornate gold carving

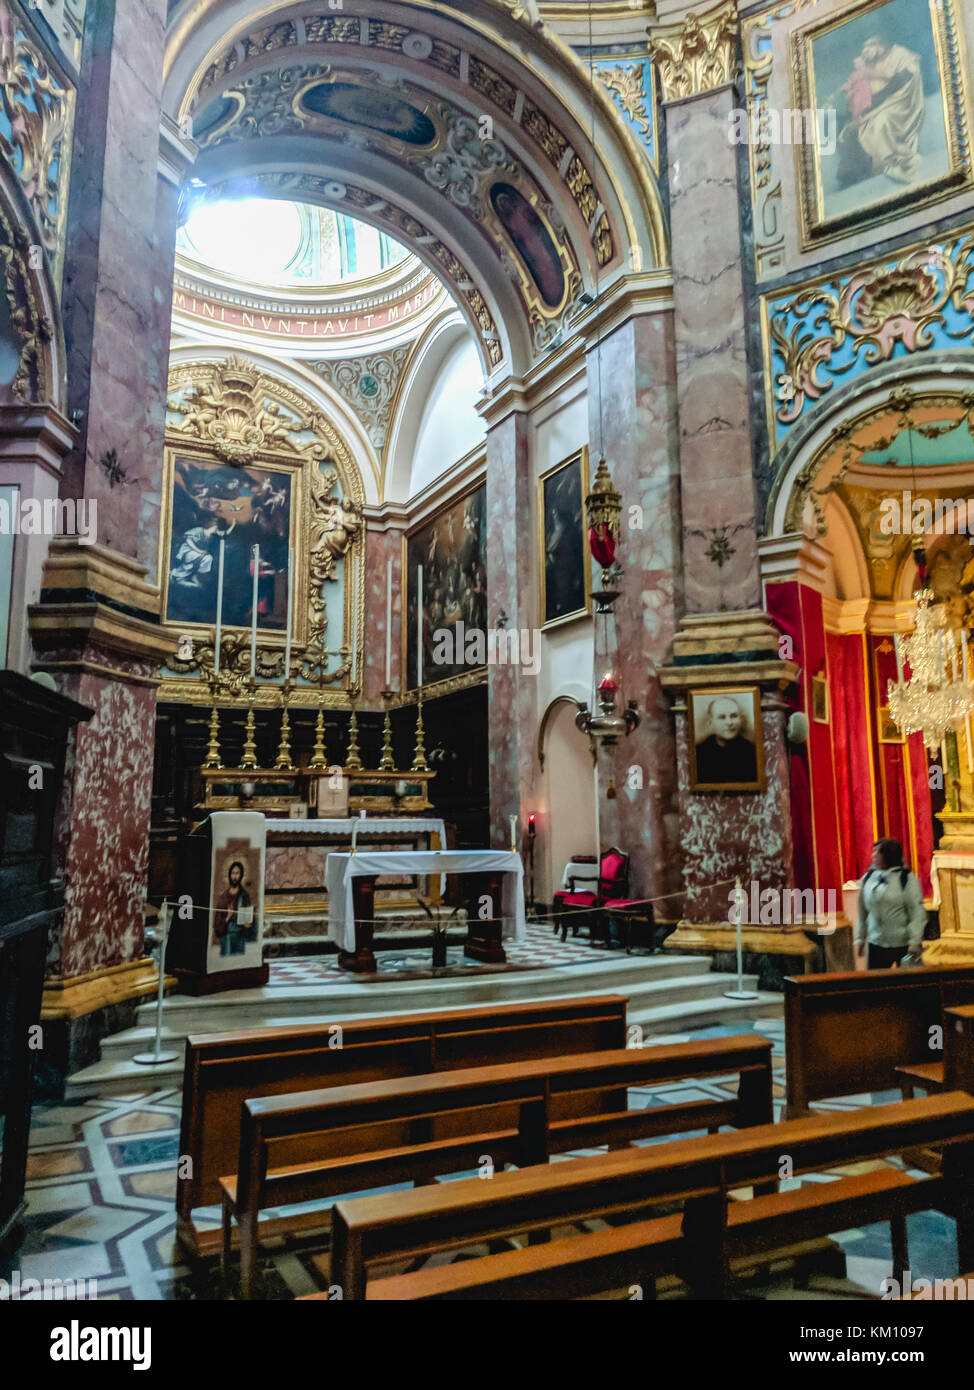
[0,198,51,402]
[647,2,738,103]
[0,4,73,269]
[163,358,365,705]
[310,346,413,455]
[596,63,652,142]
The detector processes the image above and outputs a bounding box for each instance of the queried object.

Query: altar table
[263,817,446,917]
[326,849,527,972]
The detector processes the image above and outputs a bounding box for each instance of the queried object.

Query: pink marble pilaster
[363,520,403,707]
[485,410,534,848]
[666,88,761,612]
[586,310,683,906]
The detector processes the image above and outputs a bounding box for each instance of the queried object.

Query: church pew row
[896,1004,974,1101]
[784,965,974,1118]
[226,1033,773,1297]
[177,994,628,1257]
[320,1093,974,1301]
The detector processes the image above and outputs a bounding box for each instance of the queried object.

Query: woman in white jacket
[855,838,927,970]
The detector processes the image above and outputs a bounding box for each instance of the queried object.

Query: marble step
[65,959,780,1097]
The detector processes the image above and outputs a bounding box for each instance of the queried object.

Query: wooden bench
[785,965,974,1117]
[176,994,627,1255]
[896,1003,974,1102]
[227,1033,773,1295]
[324,1092,974,1301]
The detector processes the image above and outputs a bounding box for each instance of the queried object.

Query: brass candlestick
[411,696,428,772]
[309,696,328,771]
[379,686,396,771]
[345,693,363,772]
[274,681,294,770]
[240,685,259,770]
[202,681,223,770]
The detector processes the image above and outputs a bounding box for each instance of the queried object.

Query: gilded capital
[647,1,739,104]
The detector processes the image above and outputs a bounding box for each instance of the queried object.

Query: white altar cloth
[326,849,527,953]
[265,816,446,841]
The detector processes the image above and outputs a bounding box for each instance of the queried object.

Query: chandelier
[888,590,974,753]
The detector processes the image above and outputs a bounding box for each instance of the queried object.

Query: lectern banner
[206,811,266,974]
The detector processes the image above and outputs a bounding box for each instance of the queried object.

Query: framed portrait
[404,482,487,691]
[689,687,765,793]
[878,704,906,743]
[812,674,830,724]
[792,0,972,245]
[538,448,592,630]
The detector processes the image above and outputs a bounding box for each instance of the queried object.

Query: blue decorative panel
[595,57,658,171]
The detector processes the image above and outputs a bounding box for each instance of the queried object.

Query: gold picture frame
[812,674,830,724]
[402,480,488,696]
[538,447,592,631]
[791,0,972,247]
[688,686,766,793]
[878,705,906,744]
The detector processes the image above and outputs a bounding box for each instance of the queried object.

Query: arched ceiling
[163,0,665,376]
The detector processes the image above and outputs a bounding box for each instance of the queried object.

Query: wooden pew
[227,1034,773,1295]
[324,1093,974,1301]
[177,994,627,1256]
[896,1004,974,1101]
[784,965,974,1117]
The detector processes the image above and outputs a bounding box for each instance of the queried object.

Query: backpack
[863,866,910,891]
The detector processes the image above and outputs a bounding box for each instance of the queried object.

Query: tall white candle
[939,631,945,683]
[964,628,970,684]
[509,814,517,852]
[894,631,904,683]
[385,557,393,688]
[284,547,294,680]
[952,632,960,682]
[214,536,225,679]
[250,544,260,681]
[350,558,358,690]
[417,564,424,689]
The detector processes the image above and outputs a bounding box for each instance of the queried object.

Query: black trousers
[867,943,905,970]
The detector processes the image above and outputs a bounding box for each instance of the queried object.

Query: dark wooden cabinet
[0,670,90,1254]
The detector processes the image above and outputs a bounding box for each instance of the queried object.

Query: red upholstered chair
[553,848,629,944]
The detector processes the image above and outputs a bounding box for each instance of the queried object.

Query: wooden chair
[325,1093,974,1301]
[553,848,629,944]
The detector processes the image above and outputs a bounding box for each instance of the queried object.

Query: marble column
[26,0,187,1084]
[666,85,762,613]
[484,403,534,848]
[585,307,683,905]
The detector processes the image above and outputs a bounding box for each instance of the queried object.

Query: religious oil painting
[404,483,487,691]
[489,182,566,309]
[207,841,263,974]
[164,454,294,632]
[689,687,765,793]
[299,80,436,145]
[878,704,906,743]
[812,673,830,724]
[539,449,591,630]
[792,0,970,243]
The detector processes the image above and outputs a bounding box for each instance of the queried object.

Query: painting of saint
[539,450,590,628]
[689,688,765,792]
[794,0,966,239]
[405,485,487,689]
[490,182,566,310]
[165,456,293,631]
[206,841,263,974]
[300,81,436,146]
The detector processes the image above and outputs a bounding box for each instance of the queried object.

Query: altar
[326,849,527,973]
[264,816,446,919]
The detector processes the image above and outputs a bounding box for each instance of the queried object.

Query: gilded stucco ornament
[0,3,72,263]
[647,2,738,103]
[0,201,50,403]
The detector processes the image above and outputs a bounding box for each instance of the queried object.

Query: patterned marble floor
[264,919,617,985]
[1,1014,958,1301]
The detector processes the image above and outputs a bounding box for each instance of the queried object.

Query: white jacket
[856,867,926,951]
